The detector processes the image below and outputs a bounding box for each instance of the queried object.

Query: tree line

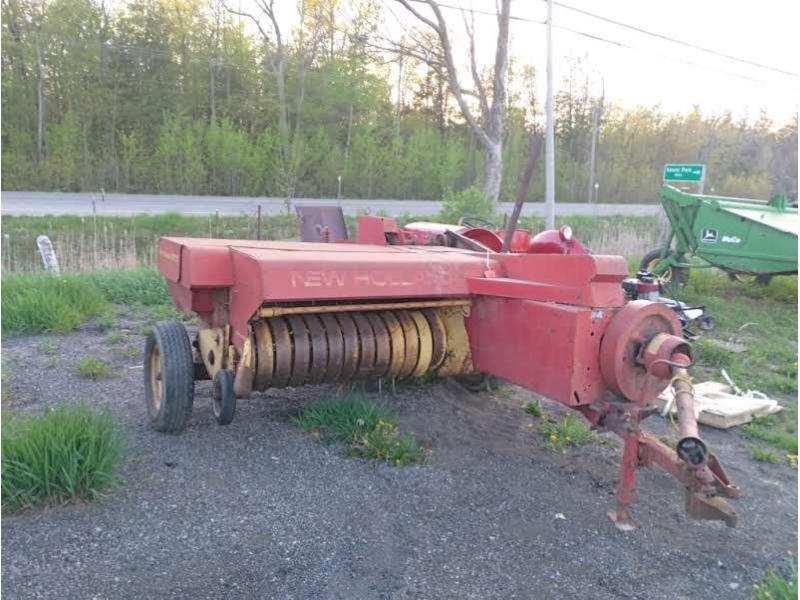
[1,0,797,202]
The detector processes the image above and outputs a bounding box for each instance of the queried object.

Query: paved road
[0,191,660,218]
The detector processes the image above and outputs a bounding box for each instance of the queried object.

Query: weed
[294,393,426,466]
[148,304,184,322]
[754,563,798,600]
[750,446,780,464]
[697,340,733,369]
[112,345,140,361]
[95,309,116,329]
[525,400,543,418]
[46,356,59,368]
[38,341,59,355]
[744,408,798,455]
[1,404,124,512]
[348,421,427,466]
[75,357,114,379]
[540,413,593,450]
[106,331,126,345]
[1,274,107,333]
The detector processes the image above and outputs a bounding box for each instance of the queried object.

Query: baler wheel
[212,369,236,425]
[144,320,194,432]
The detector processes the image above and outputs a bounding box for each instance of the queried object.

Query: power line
[431,1,797,87]
[552,0,798,78]
[433,1,797,79]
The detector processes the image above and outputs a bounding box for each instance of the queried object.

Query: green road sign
[663,164,705,182]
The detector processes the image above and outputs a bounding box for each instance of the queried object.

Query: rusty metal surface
[422,309,447,371]
[409,310,433,377]
[257,299,470,318]
[320,314,344,382]
[394,310,419,378]
[286,315,310,387]
[270,317,293,388]
[336,313,360,381]
[253,320,274,391]
[380,311,405,378]
[304,314,328,384]
[296,205,348,243]
[367,312,391,378]
[352,313,376,378]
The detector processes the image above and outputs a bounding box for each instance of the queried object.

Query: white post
[544,0,556,229]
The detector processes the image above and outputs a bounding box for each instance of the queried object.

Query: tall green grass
[1,274,107,333]
[88,268,171,306]
[1,268,174,333]
[1,404,124,512]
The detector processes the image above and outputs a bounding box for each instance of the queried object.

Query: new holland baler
[146,222,739,529]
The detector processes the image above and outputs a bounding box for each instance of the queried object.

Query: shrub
[437,186,496,226]
[2,404,124,512]
[1,274,107,333]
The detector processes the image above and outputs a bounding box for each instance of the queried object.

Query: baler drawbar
[146,229,739,529]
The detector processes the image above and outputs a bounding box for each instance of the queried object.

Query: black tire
[697,315,715,331]
[212,369,236,425]
[640,248,689,285]
[728,272,772,286]
[144,320,195,432]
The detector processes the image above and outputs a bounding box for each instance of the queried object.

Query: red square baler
[146,233,738,529]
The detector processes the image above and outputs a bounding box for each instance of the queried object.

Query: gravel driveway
[2,318,796,600]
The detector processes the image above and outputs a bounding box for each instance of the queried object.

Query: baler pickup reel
[148,229,739,529]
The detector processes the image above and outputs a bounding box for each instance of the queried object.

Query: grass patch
[38,340,60,355]
[112,345,140,360]
[75,357,114,379]
[1,273,107,333]
[88,268,170,306]
[754,564,798,600]
[750,446,780,464]
[106,331,126,345]
[1,404,124,512]
[539,413,593,450]
[525,400,543,418]
[743,405,798,455]
[294,393,426,466]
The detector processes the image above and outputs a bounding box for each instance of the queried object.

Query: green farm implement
[642,185,798,284]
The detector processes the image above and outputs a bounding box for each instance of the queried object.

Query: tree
[393,0,511,202]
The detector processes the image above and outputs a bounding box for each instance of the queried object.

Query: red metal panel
[466,296,614,405]
[157,239,183,283]
[479,253,627,307]
[231,245,496,302]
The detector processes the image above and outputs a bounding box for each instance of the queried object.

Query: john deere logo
[701,228,718,243]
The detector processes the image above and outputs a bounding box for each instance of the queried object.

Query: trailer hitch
[598,302,739,530]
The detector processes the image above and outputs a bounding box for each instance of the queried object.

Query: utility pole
[586,84,604,204]
[544,0,555,229]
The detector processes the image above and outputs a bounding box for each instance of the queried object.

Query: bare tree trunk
[484,142,502,201]
[35,36,44,165]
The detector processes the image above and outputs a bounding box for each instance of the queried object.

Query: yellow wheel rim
[150,345,162,411]
[645,258,673,283]
[732,273,757,284]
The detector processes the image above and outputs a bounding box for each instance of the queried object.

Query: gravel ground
[2,316,797,600]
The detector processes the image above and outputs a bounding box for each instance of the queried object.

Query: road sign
[663,164,705,182]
